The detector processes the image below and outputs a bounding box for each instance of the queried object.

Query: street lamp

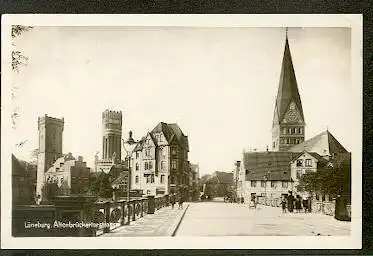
[123,131,137,225]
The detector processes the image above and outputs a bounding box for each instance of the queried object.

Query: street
[175,201,350,236]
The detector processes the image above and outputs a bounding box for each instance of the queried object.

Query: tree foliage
[88,172,113,198]
[297,155,351,197]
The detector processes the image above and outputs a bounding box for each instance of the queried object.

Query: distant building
[12,154,37,205]
[36,115,64,198]
[44,153,90,195]
[130,122,189,196]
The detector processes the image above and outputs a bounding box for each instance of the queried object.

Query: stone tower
[272,29,305,151]
[36,115,64,197]
[102,110,122,163]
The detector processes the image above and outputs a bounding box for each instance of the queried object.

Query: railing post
[104,202,110,233]
[147,195,155,214]
[140,199,144,218]
[132,200,136,221]
[120,200,126,226]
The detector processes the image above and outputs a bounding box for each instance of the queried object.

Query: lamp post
[123,131,137,225]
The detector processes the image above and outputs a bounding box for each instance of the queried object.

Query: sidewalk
[101,204,189,237]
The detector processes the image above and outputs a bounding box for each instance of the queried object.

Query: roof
[273,35,304,124]
[288,130,348,156]
[150,122,189,150]
[243,151,297,181]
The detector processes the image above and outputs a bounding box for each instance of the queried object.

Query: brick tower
[36,115,64,197]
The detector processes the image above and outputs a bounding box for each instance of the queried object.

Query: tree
[11,25,33,130]
[297,155,351,198]
[89,172,112,198]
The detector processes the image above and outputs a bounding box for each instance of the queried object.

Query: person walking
[295,195,302,213]
[178,194,184,209]
[287,191,295,213]
[281,196,287,213]
[170,193,176,209]
[302,195,309,213]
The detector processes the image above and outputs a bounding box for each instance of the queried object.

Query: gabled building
[238,151,298,203]
[130,122,189,196]
[288,129,349,159]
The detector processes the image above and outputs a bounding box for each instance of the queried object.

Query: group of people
[280,191,311,213]
[169,193,184,209]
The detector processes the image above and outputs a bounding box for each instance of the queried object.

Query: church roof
[274,33,304,124]
[288,130,348,156]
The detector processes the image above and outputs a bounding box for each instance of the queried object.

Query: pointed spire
[273,27,305,123]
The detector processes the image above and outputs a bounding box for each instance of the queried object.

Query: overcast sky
[11,26,354,175]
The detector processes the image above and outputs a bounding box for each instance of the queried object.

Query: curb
[165,204,189,237]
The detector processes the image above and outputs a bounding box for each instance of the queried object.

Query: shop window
[251,181,256,187]
[271,181,276,188]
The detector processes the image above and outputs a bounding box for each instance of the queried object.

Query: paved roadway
[175,201,350,236]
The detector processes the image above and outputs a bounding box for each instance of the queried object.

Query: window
[296,159,303,167]
[162,148,166,158]
[273,142,275,148]
[245,170,250,175]
[145,162,149,170]
[159,134,163,142]
[288,128,292,134]
[136,163,139,171]
[135,176,139,184]
[282,128,286,134]
[146,174,155,184]
[171,147,178,155]
[145,149,150,157]
[251,181,256,187]
[160,175,165,184]
[136,152,140,159]
[296,139,300,144]
[296,170,302,179]
[161,161,166,170]
[282,181,288,188]
[271,181,276,188]
[155,135,159,141]
[305,159,312,167]
[148,161,153,170]
[261,181,266,187]
[172,160,177,169]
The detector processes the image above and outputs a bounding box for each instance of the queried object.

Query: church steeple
[272,28,305,151]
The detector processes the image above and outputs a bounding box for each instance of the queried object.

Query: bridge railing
[12,194,169,237]
[93,195,168,236]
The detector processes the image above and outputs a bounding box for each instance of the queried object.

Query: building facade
[44,153,90,195]
[130,122,190,196]
[36,115,64,198]
[272,31,305,151]
[237,151,297,203]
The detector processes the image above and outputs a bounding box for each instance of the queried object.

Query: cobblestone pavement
[101,204,188,237]
[175,202,350,236]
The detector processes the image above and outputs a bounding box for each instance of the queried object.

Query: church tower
[272,28,305,151]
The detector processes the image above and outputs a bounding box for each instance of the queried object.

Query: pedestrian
[281,196,287,213]
[178,194,184,209]
[287,191,295,213]
[295,195,302,213]
[170,193,176,209]
[302,195,309,213]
